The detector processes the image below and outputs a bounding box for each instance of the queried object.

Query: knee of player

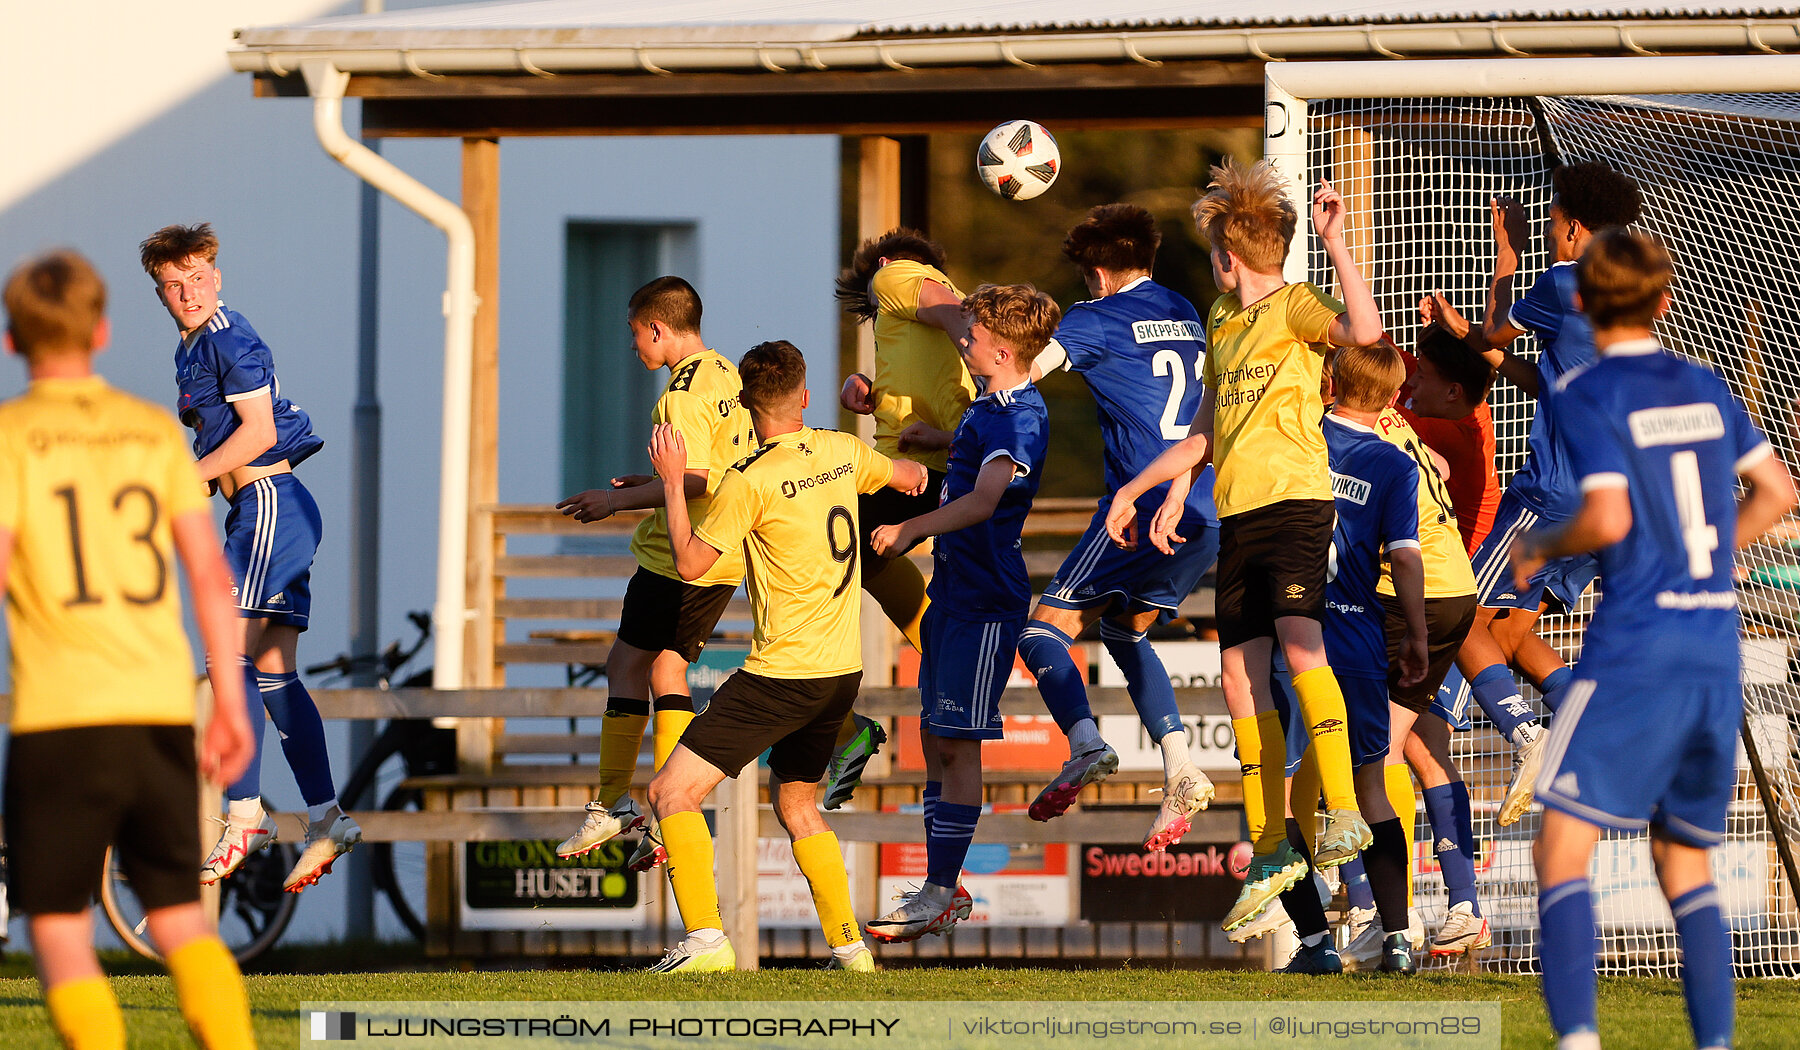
[646,773,692,816]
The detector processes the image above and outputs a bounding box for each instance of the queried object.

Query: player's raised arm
[1314,180,1383,347]
[172,509,255,785]
[650,423,724,582]
[912,276,973,347]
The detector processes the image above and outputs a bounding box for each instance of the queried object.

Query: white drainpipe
[303,59,475,691]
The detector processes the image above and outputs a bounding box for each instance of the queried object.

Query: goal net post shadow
[1263,55,1800,978]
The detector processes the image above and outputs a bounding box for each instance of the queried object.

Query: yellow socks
[45,976,124,1050]
[1252,710,1289,854]
[1385,764,1418,908]
[1289,745,1323,850]
[792,831,860,947]
[652,703,694,770]
[597,705,649,807]
[168,937,255,1050]
[865,557,929,653]
[1290,666,1359,812]
[1232,715,1264,844]
[660,810,721,933]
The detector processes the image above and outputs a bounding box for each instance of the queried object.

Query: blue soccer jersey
[1048,277,1217,521]
[1554,340,1770,679]
[927,383,1049,619]
[1505,263,1594,521]
[1322,415,1422,679]
[174,305,322,468]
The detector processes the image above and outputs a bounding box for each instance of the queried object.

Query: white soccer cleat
[1029,745,1119,821]
[1143,768,1215,852]
[1430,901,1493,957]
[863,883,971,943]
[283,811,361,892]
[1499,730,1547,827]
[1338,906,1385,973]
[628,820,667,872]
[200,808,278,886]
[1226,896,1292,943]
[556,796,645,859]
[648,933,736,973]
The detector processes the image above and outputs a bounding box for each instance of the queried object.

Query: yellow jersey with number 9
[0,377,210,733]
[694,427,895,678]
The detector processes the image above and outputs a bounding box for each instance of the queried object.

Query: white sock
[1158,731,1192,780]
[1557,1034,1601,1050]
[685,927,725,946]
[1067,719,1103,757]
[831,940,869,962]
[1301,931,1329,948]
[918,881,956,905]
[306,799,340,824]
[1511,721,1542,749]
[227,797,264,821]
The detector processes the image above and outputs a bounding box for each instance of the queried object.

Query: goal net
[1290,84,1800,977]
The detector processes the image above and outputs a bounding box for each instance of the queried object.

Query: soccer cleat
[1338,906,1384,973]
[648,934,736,973]
[863,883,971,943]
[1226,897,1293,944]
[556,796,646,859]
[1143,768,1216,851]
[822,715,887,811]
[1430,901,1493,957]
[1313,808,1374,869]
[1499,730,1547,827]
[282,812,361,892]
[628,821,667,872]
[201,809,279,886]
[1380,930,1418,973]
[1028,745,1120,821]
[1222,841,1309,931]
[827,943,878,971]
[1279,939,1343,974]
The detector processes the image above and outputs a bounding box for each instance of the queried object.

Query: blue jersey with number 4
[1049,278,1217,522]
[1554,341,1769,680]
[174,305,322,468]
[1323,415,1421,679]
[1506,263,1594,521]
[928,383,1049,619]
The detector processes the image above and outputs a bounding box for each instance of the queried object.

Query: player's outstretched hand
[649,423,688,483]
[1510,532,1548,591]
[870,522,908,558]
[1419,291,1471,339]
[1312,178,1348,243]
[841,373,876,414]
[201,704,255,787]
[898,422,953,452]
[556,488,615,523]
[1105,500,1138,550]
[1398,631,1430,689]
[1148,497,1188,555]
[1491,196,1528,257]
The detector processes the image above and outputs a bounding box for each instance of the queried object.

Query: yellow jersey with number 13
[0,377,210,733]
[694,427,895,678]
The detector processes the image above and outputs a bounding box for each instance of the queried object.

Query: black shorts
[615,567,736,663]
[1383,592,1478,713]
[858,468,946,576]
[4,724,200,916]
[679,670,861,783]
[1215,499,1335,650]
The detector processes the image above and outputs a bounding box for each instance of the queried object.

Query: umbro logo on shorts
[1285,584,1306,598]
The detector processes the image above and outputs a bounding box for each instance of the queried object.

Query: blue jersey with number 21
[1554,341,1770,680]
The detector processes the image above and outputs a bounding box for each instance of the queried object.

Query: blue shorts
[1535,675,1742,846]
[1038,501,1218,616]
[919,606,1023,741]
[223,473,320,629]
[1471,489,1598,613]
[1271,668,1389,773]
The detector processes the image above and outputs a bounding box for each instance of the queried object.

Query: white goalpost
[1264,56,1800,977]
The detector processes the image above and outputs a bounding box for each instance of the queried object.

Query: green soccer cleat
[822,715,887,811]
[1222,841,1309,931]
[648,934,736,973]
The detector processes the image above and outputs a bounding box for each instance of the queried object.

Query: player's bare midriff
[218,459,292,500]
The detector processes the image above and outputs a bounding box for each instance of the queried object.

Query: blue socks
[1539,877,1599,1041]
[1338,855,1377,911]
[1671,884,1734,1050]
[1019,622,1091,733]
[1423,782,1480,914]
[922,780,941,834]
[1470,664,1539,742]
[1099,621,1184,741]
[926,801,981,890]
[1539,665,1573,713]
[230,669,337,807]
[228,662,266,801]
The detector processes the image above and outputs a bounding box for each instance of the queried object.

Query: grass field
[1,947,1797,1048]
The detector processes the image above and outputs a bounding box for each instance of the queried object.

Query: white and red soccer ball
[976,119,1061,201]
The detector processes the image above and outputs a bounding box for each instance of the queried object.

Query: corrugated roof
[240,0,1800,43]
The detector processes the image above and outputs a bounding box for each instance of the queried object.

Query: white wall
[0,1,840,944]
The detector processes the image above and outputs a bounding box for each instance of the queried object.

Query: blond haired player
[1,250,256,1050]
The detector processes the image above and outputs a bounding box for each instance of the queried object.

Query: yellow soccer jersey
[631,350,757,588]
[693,427,895,678]
[1203,282,1344,517]
[1373,409,1478,599]
[0,377,211,733]
[870,259,977,473]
